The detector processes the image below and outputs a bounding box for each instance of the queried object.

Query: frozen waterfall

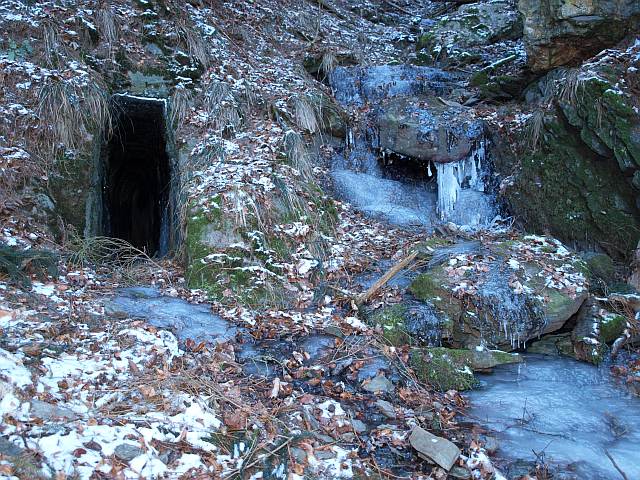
[435,139,487,220]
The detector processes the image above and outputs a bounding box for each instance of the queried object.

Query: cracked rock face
[518,0,640,71]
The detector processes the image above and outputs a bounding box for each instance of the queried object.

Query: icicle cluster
[435,138,486,220]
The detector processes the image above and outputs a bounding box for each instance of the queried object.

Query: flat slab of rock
[375,399,396,419]
[114,443,145,462]
[363,374,394,393]
[409,426,460,471]
[30,399,78,421]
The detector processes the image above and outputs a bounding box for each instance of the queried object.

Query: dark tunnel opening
[378,149,437,191]
[103,96,172,256]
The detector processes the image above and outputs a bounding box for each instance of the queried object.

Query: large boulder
[518,0,640,71]
[377,96,484,163]
[499,42,640,258]
[408,236,588,350]
[416,0,523,65]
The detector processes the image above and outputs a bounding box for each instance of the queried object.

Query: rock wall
[499,41,640,258]
[519,0,640,71]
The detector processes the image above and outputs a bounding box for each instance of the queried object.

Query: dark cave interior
[378,149,437,189]
[103,96,171,256]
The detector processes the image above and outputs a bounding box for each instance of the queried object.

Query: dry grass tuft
[557,68,583,106]
[37,78,111,155]
[177,18,211,68]
[524,109,546,152]
[283,130,313,178]
[319,50,338,78]
[291,94,323,133]
[95,4,119,54]
[225,187,266,231]
[66,235,167,284]
[204,81,243,135]
[170,86,194,130]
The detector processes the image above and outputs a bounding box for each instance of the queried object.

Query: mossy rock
[410,347,520,391]
[410,348,479,391]
[369,304,413,346]
[409,268,462,326]
[184,201,287,307]
[408,238,588,350]
[582,252,616,286]
[409,273,442,301]
[502,110,640,259]
[528,333,574,357]
[600,313,627,344]
[49,150,95,234]
[414,0,522,64]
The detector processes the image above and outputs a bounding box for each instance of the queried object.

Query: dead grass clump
[283,130,312,179]
[177,18,211,68]
[204,81,243,135]
[291,94,323,134]
[37,78,111,155]
[95,4,119,55]
[523,109,546,152]
[170,86,194,130]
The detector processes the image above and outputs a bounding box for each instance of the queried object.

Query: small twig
[382,0,414,16]
[223,437,293,478]
[605,449,629,480]
[356,251,418,304]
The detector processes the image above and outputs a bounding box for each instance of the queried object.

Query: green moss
[584,253,615,284]
[410,348,479,391]
[470,70,489,87]
[49,150,95,233]
[409,272,442,301]
[600,314,626,344]
[505,111,640,259]
[370,305,412,346]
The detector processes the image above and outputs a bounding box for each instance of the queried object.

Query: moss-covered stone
[501,109,640,259]
[600,313,627,344]
[369,304,412,346]
[414,1,522,65]
[409,272,442,301]
[410,348,479,391]
[583,252,616,286]
[48,149,96,235]
[410,347,520,391]
[528,333,574,356]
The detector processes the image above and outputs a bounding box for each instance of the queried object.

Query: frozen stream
[104,287,238,344]
[467,355,640,479]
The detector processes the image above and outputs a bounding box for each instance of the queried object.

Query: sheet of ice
[332,169,438,227]
[467,355,640,479]
[332,168,495,229]
[105,287,238,344]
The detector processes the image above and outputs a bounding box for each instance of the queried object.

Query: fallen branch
[356,251,418,305]
[476,54,518,75]
[605,449,629,480]
[382,0,414,16]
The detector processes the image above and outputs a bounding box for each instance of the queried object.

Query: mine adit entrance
[101,95,177,256]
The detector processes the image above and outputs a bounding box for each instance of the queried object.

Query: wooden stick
[605,449,629,480]
[382,0,414,16]
[356,251,418,305]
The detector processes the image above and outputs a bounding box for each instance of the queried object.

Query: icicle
[436,161,460,220]
[427,161,433,177]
